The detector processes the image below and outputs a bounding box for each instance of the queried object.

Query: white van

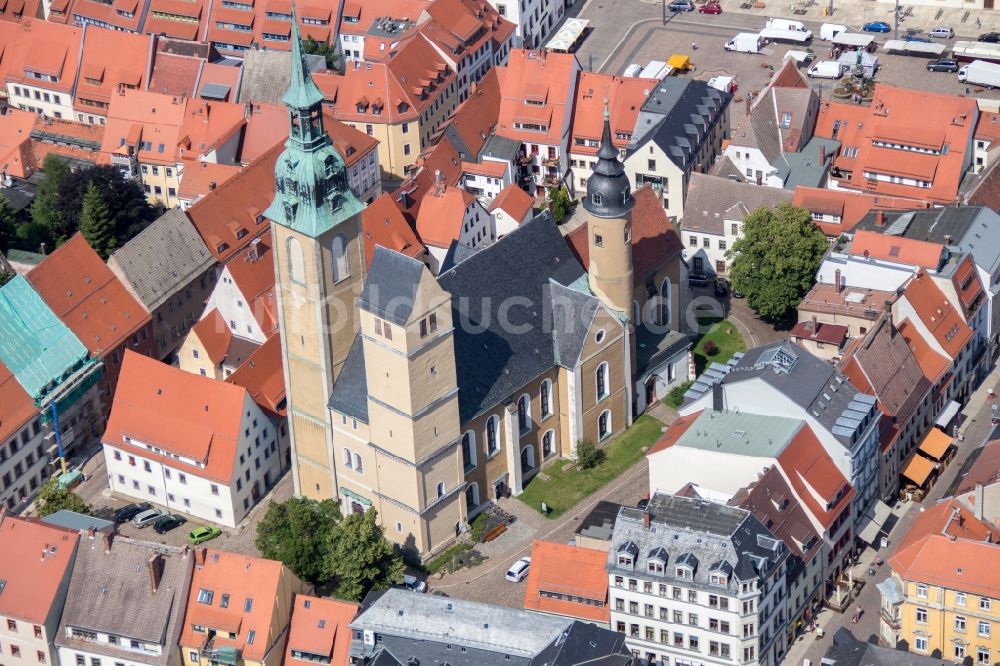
[820,23,848,40]
[807,60,845,79]
[766,18,809,33]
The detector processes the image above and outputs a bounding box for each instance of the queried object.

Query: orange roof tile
[178,160,242,202]
[179,99,246,157]
[951,254,985,320]
[976,111,1000,147]
[0,0,42,21]
[414,184,476,249]
[446,68,501,158]
[192,309,232,365]
[225,230,276,335]
[103,350,247,483]
[776,425,854,530]
[900,270,973,360]
[523,541,609,623]
[570,73,655,155]
[896,317,949,384]
[850,230,943,269]
[0,515,79,624]
[143,0,206,39]
[147,51,202,97]
[180,550,296,660]
[791,186,927,236]
[101,90,188,165]
[284,595,357,666]
[3,20,82,92]
[488,184,533,224]
[27,234,151,358]
[496,50,580,146]
[187,142,281,262]
[0,359,38,444]
[326,113,379,169]
[957,439,1000,495]
[462,160,506,178]
[74,27,152,116]
[0,107,38,179]
[225,333,284,417]
[890,533,1000,599]
[648,410,701,454]
[359,192,425,268]
[816,84,977,204]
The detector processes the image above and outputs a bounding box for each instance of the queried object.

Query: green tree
[30,154,70,246]
[0,194,16,253]
[255,496,342,584]
[57,166,158,248]
[547,186,571,223]
[302,36,338,69]
[0,270,13,287]
[576,438,606,469]
[726,203,827,322]
[326,509,404,602]
[79,182,116,259]
[35,477,92,517]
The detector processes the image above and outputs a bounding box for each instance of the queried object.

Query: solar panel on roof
[832,425,855,437]
[853,394,877,405]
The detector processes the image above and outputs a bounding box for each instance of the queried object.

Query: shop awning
[919,428,953,461]
[935,400,961,428]
[902,455,936,487]
[857,500,892,545]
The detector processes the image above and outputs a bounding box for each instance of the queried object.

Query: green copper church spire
[264,5,364,238]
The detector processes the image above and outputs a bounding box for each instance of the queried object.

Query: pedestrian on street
[692,41,698,50]
[977,17,982,29]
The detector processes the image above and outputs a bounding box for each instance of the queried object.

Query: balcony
[541,175,562,187]
[517,153,534,165]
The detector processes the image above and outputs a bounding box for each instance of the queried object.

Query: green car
[188,526,222,545]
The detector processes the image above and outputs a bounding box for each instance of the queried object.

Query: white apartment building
[102,351,285,528]
[608,494,788,666]
[201,235,276,345]
[347,145,382,204]
[0,414,50,511]
[55,536,193,666]
[487,0,563,48]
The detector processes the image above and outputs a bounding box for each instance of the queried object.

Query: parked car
[505,557,532,583]
[927,59,959,72]
[114,502,151,524]
[668,0,694,10]
[862,21,891,33]
[402,575,428,593]
[153,514,187,534]
[637,498,650,510]
[132,508,164,528]
[902,34,931,43]
[698,2,722,12]
[929,26,954,39]
[188,526,222,544]
[980,32,1000,43]
[714,279,729,297]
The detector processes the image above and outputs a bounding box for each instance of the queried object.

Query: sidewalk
[783,360,1000,665]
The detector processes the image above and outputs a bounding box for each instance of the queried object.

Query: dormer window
[618,553,633,567]
[617,540,638,568]
[591,192,603,206]
[710,573,727,586]
[647,547,667,575]
[676,566,691,579]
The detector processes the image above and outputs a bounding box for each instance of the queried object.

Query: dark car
[153,514,186,534]
[698,2,722,12]
[902,34,931,43]
[114,502,152,524]
[637,498,650,510]
[927,59,959,72]
[980,32,1000,43]
[862,21,891,33]
[714,279,729,297]
[668,0,694,10]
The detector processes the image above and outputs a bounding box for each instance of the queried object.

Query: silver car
[929,26,954,39]
[132,508,163,528]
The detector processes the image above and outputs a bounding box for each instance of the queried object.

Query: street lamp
[893,0,899,40]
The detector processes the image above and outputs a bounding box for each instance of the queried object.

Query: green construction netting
[0,275,89,400]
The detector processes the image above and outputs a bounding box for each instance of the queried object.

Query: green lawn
[692,318,746,375]
[517,414,664,519]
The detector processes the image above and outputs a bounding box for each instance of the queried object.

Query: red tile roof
[889,533,1000,598]
[570,73,655,155]
[648,410,701,454]
[284,595,357,666]
[957,439,1000,495]
[523,540,609,623]
[360,192,425,268]
[791,187,929,236]
[147,51,203,97]
[224,230,277,335]
[204,1,332,55]
[0,107,38,179]
[64,0,146,31]
[488,184,533,224]
[103,350,248,483]
[179,99,246,157]
[414,184,476,249]
[776,424,854,530]
[225,333,284,417]
[191,308,232,365]
[976,111,1000,148]
[790,319,847,346]
[187,142,281,262]
[143,0,206,40]
[178,160,242,203]
[950,254,986,321]
[2,19,82,93]
[446,68,501,158]
[816,84,977,204]
[28,234,151,358]
[0,359,37,444]
[0,515,79,624]
[899,269,973,360]
[74,27,152,117]
[0,0,43,22]
[101,90,188,166]
[496,49,579,146]
[850,229,943,269]
[896,317,950,384]
[180,550,296,660]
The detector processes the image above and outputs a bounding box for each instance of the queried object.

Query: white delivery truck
[958,59,1000,88]
[623,63,643,77]
[820,23,848,40]
[765,18,810,33]
[807,60,844,78]
[725,32,764,53]
[760,27,812,44]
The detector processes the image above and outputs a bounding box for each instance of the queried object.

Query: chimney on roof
[101,531,113,554]
[811,315,818,334]
[434,169,443,195]
[819,143,826,163]
[834,268,842,294]
[244,100,252,118]
[944,233,952,246]
[643,511,650,529]
[148,553,164,594]
[209,181,217,191]
[885,300,894,335]
[196,547,207,567]
[248,238,262,263]
[958,511,965,527]
[875,210,884,227]
[975,484,985,521]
